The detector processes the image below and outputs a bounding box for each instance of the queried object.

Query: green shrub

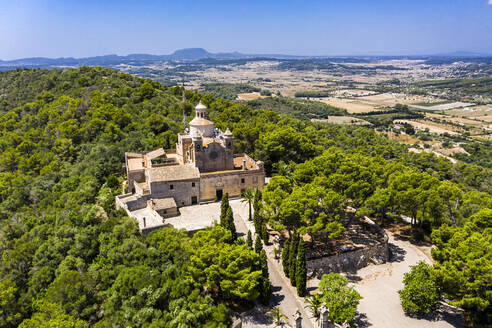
[398,261,439,314]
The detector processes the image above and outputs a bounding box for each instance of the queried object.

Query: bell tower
[195,101,207,118]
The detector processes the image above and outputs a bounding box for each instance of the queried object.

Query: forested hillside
[0,67,490,327]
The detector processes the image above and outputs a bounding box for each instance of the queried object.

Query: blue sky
[1,0,491,59]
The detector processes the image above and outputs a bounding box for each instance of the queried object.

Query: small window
[241,178,245,184]
[170,184,174,190]
[192,182,196,187]
[163,210,167,214]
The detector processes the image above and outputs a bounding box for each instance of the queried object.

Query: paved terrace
[131,206,167,232]
[164,201,221,232]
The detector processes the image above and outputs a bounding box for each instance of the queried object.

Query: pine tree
[296,239,307,296]
[254,234,262,253]
[282,239,290,277]
[247,230,253,249]
[261,222,269,245]
[289,233,298,286]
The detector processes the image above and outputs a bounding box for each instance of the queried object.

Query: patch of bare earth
[237,92,263,100]
[311,116,371,126]
[394,119,460,135]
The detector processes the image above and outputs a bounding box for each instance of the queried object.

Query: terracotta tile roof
[126,152,143,157]
[150,197,177,210]
[234,155,259,170]
[128,157,144,171]
[146,148,166,160]
[148,165,200,182]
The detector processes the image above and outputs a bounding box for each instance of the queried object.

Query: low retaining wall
[115,193,149,212]
[307,217,389,277]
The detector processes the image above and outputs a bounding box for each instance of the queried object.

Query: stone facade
[199,155,265,202]
[117,101,265,231]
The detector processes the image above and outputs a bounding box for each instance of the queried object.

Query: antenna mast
[181,77,187,130]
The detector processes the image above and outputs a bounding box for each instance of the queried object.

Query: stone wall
[307,242,389,277]
[150,179,200,207]
[307,217,389,277]
[127,169,145,192]
[115,194,149,212]
[199,170,265,202]
[195,141,234,172]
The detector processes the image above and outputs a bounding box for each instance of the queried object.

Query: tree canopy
[0,67,490,326]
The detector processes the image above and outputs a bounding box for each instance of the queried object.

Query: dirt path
[350,231,464,328]
[231,200,315,328]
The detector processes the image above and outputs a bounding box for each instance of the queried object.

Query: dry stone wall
[307,217,389,277]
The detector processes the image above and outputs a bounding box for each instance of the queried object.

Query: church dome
[195,101,207,111]
[190,101,214,137]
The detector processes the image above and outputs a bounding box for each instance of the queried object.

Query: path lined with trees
[231,200,315,328]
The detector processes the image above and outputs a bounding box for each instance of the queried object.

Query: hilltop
[0,67,490,327]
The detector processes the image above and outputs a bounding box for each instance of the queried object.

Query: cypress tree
[226,206,237,240]
[260,277,272,305]
[247,230,253,249]
[253,208,262,234]
[261,222,269,245]
[259,249,272,305]
[253,189,262,212]
[260,249,269,278]
[296,239,307,296]
[253,190,263,233]
[220,193,229,227]
[289,233,298,286]
[282,239,290,277]
[254,234,262,253]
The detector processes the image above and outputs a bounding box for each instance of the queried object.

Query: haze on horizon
[1,0,492,60]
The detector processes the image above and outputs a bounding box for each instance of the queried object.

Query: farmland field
[311,116,371,125]
[237,92,263,100]
[316,97,382,113]
[394,119,460,135]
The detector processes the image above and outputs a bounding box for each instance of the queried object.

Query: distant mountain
[432,51,491,58]
[0,48,312,69]
[1,48,491,70]
[169,48,212,60]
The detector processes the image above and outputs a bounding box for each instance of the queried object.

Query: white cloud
[489,0,492,5]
